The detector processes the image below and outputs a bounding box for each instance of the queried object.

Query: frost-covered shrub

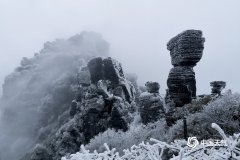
[168,91,240,141]
[202,91,240,134]
[165,94,212,127]
[184,95,212,113]
[62,123,240,160]
[86,91,240,154]
[85,118,168,154]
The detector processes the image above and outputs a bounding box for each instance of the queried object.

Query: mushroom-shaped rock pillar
[166,30,205,107]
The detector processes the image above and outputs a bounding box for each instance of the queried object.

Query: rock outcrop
[139,82,165,124]
[29,57,136,160]
[88,57,135,103]
[210,81,226,95]
[166,30,205,107]
[73,57,135,143]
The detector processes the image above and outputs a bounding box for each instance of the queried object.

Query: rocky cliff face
[28,57,136,160]
[0,31,109,160]
[166,30,205,107]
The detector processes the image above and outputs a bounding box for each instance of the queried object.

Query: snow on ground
[62,123,240,160]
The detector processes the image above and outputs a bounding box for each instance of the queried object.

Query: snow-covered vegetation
[59,91,240,160]
[62,123,240,160]
[79,91,240,153]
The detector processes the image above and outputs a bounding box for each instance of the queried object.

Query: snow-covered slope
[62,123,240,160]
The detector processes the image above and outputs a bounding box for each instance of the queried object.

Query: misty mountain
[0,31,109,160]
[0,29,239,160]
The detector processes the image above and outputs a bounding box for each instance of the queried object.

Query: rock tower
[210,81,226,95]
[167,30,205,107]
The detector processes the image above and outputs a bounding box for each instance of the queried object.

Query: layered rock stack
[167,30,205,107]
[210,81,226,95]
[139,81,165,124]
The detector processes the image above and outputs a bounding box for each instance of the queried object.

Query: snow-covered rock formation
[167,30,205,107]
[139,82,165,124]
[210,81,226,95]
[27,57,136,160]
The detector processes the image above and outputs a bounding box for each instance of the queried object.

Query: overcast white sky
[0,0,240,95]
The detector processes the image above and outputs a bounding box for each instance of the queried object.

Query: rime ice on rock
[102,57,125,85]
[139,82,165,124]
[29,57,136,159]
[87,57,135,103]
[167,66,196,106]
[167,30,205,67]
[83,57,136,139]
[167,30,205,107]
[55,57,137,147]
[210,81,226,95]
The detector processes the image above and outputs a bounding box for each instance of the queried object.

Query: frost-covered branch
[62,123,240,160]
